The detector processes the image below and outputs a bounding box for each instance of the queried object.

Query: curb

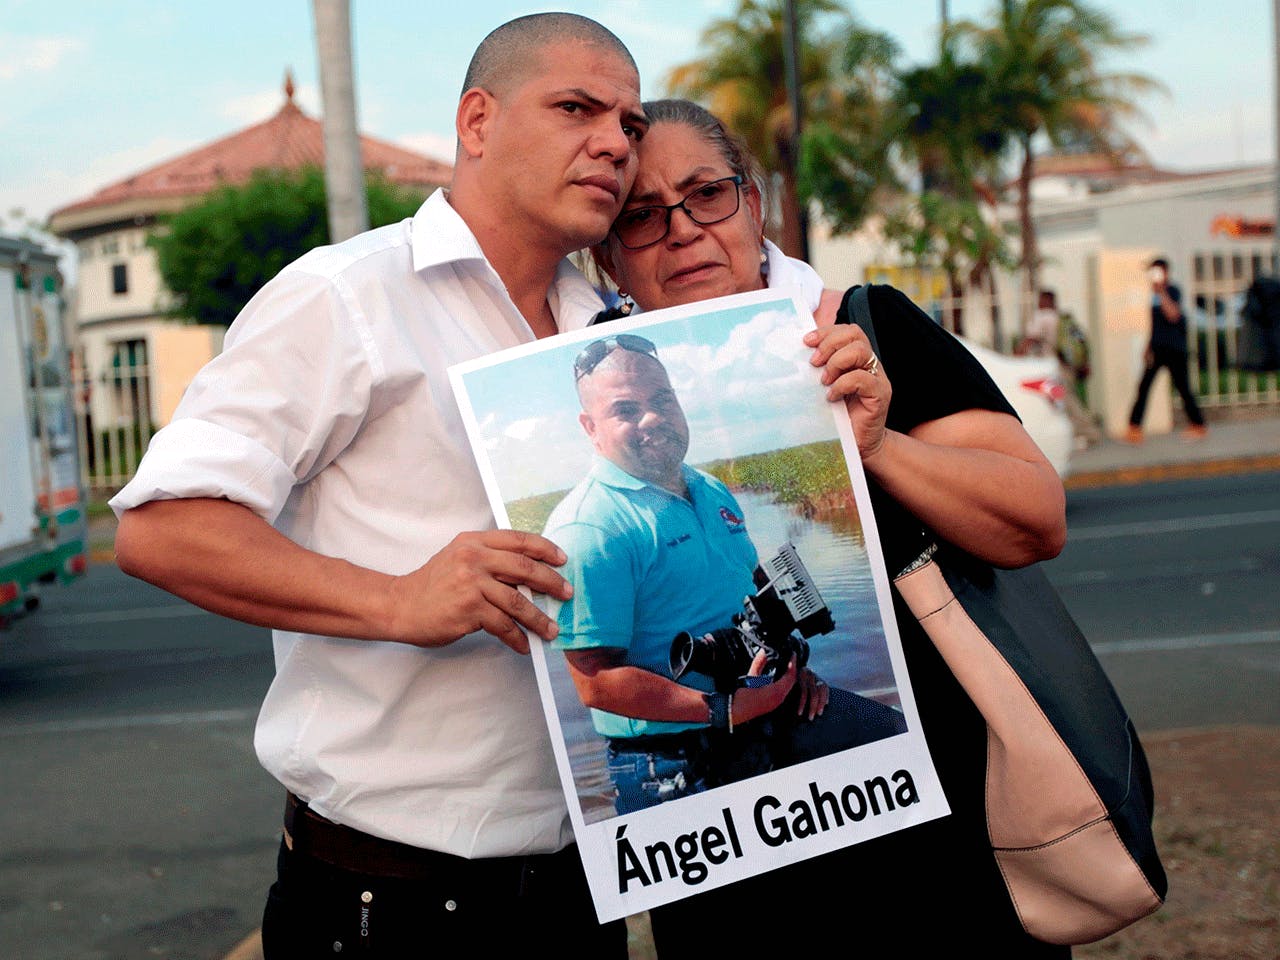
[1064,452,1280,489]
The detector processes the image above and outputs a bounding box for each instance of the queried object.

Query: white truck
[1,236,87,626]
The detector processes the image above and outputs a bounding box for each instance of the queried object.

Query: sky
[2,0,1274,240]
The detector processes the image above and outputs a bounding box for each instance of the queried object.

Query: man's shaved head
[462,13,636,98]
[576,348,690,494]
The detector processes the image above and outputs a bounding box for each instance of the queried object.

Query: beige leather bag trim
[894,561,1163,944]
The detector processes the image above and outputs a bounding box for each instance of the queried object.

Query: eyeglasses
[573,334,658,380]
[611,176,744,250]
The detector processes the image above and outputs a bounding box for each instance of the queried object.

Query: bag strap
[842,285,881,357]
[839,284,942,576]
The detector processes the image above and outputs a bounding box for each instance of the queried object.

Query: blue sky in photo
[457,294,841,501]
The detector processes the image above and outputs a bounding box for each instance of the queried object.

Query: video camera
[669,541,835,693]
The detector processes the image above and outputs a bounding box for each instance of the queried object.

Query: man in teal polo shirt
[544,334,903,814]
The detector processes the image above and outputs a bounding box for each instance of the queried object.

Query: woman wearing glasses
[591,100,1069,957]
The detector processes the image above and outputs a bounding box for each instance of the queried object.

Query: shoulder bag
[845,284,1167,945]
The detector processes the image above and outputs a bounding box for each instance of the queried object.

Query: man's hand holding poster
[450,289,946,921]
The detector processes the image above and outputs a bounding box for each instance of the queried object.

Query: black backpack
[1239,276,1280,372]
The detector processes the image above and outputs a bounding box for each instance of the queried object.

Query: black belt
[607,729,714,756]
[283,793,573,889]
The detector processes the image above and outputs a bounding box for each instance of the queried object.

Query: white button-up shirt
[110,190,603,856]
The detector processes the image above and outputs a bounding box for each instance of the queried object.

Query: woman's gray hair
[640,99,768,210]
[586,99,769,293]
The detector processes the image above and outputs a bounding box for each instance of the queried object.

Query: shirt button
[332,942,343,952]
[445,899,458,912]
[361,891,373,904]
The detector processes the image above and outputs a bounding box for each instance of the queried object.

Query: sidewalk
[1063,413,1280,488]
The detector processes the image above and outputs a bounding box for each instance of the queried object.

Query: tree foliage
[953,0,1161,297]
[152,166,425,326]
[667,0,899,252]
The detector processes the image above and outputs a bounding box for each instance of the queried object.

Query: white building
[809,158,1279,436]
[48,78,452,442]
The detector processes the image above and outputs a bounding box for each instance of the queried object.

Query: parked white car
[959,338,1074,477]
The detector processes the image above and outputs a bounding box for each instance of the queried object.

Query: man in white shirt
[110,13,646,958]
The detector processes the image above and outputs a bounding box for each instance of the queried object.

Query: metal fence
[1185,245,1280,410]
[73,354,157,496]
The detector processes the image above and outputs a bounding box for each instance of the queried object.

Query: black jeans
[1129,347,1205,426]
[261,839,625,959]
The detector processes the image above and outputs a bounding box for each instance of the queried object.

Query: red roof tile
[51,93,452,220]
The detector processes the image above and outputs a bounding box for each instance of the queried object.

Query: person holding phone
[1125,257,1208,443]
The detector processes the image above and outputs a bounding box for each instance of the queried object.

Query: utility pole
[313,0,368,242]
[782,0,810,261]
[1274,0,1279,265]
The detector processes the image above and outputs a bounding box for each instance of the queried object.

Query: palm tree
[666,0,897,255]
[954,0,1160,302]
[883,33,1012,335]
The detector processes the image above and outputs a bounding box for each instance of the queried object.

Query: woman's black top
[646,285,1068,956]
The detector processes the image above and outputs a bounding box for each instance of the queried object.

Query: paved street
[1,568,277,960]
[0,470,1277,958]
[1046,469,1280,730]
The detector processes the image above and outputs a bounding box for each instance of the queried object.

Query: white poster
[450,288,947,922]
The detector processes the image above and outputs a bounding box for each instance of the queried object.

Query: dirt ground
[1076,726,1279,960]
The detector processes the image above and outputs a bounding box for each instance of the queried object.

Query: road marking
[0,708,257,737]
[35,605,207,626]
[1069,509,1280,542]
[23,647,265,678]
[1093,629,1280,655]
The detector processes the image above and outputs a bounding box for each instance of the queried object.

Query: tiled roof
[1032,152,1196,184]
[51,88,452,221]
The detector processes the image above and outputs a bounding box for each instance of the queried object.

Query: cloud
[218,83,321,124]
[396,131,456,163]
[19,136,199,223]
[0,35,85,80]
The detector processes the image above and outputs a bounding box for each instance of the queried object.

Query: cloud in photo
[459,296,840,506]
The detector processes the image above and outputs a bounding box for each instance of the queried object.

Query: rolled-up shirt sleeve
[110,265,377,524]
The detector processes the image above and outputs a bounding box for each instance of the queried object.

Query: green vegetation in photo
[506,490,572,535]
[503,441,856,536]
[701,439,853,514]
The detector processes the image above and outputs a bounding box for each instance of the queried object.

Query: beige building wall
[150,324,223,423]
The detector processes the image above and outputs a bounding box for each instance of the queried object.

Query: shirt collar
[552,259,608,334]
[410,190,488,272]
[589,455,697,494]
[410,190,603,333]
[763,239,824,313]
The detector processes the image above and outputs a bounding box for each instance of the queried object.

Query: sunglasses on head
[573,334,658,380]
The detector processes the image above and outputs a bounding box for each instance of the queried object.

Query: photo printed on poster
[450,288,947,921]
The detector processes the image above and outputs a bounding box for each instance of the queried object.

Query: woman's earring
[759,246,770,281]
[593,289,634,324]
